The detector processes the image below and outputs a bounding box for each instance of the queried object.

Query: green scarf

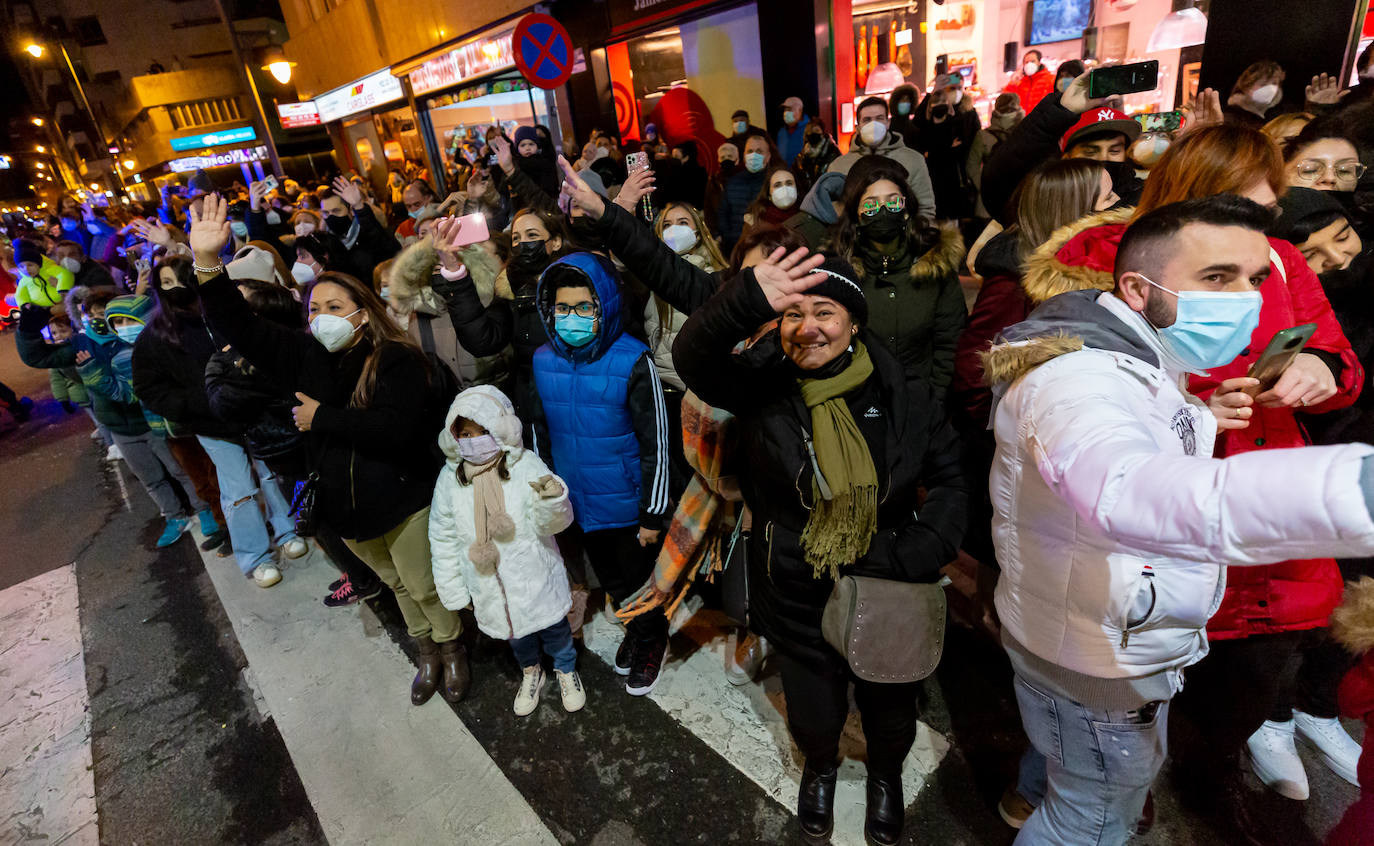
[798,341,879,580]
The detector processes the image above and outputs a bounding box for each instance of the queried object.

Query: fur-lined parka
[1331,578,1374,809]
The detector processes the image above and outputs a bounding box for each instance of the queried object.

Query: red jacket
[1019,213,1363,642]
[1004,69,1055,115]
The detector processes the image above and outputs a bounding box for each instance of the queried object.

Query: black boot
[797,762,837,844]
[411,636,442,705]
[864,774,903,846]
[438,639,471,703]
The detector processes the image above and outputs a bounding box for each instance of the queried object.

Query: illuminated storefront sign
[276,101,321,128]
[315,68,404,123]
[167,145,269,172]
[170,126,257,151]
[409,30,516,96]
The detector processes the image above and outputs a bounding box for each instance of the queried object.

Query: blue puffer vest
[533,252,649,532]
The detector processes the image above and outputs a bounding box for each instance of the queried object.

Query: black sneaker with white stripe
[614,635,634,676]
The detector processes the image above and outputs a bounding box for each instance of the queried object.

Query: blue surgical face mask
[734,120,748,135]
[895,101,912,116]
[1142,275,1263,372]
[116,324,144,344]
[554,313,597,348]
[230,221,248,237]
[744,152,766,173]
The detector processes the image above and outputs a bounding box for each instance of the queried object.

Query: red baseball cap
[1060,107,1142,152]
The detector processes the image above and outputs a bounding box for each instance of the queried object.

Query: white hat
[438,385,524,462]
[226,245,284,286]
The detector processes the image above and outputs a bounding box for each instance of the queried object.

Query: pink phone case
[453,212,490,247]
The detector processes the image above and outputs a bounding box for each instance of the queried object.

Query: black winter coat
[131,309,243,439]
[204,349,304,463]
[198,273,443,541]
[673,272,968,666]
[591,201,721,315]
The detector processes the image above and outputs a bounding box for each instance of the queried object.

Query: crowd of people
[6,48,1374,846]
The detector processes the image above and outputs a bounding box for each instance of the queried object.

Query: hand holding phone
[1248,323,1317,392]
[1089,60,1160,99]
[262,175,279,192]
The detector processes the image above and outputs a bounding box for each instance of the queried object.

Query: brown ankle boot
[411,636,442,705]
[438,640,471,703]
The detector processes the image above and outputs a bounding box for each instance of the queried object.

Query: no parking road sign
[513,13,575,90]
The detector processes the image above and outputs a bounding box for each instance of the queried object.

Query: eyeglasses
[1293,159,1367,184]
[859,197,906,217]
[553,302,598,318]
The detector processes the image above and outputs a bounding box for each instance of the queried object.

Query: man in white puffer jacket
[983,195,1374,845]
[429,385,583,716]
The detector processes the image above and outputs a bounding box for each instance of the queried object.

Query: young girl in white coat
[429,385,584,715]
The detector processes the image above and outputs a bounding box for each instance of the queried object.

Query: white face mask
[309,309,362,353]
[60,257,81,274]
[1251,84,1280,106]
[950,88,963,105]
[294,222,316,237]
[291,261,317,285]
[771,184,798,209]
[1024,62,1040,76]
[457,433,502,464]
[379,285,390,301]
[661,224,699,254]
[858,120,887,146]
[265,210,282,226]
[230,221,248,238]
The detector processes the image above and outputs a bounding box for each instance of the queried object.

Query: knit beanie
[800,256,868,325]
[105,294,155,326]
[513,126,539,149]
[1273,187,1350,243]
[13,239,43,267]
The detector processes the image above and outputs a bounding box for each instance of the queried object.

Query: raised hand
[612,165,656,215]
[331,176,365,210]
[248,180,269,211]
[187,192,232,267]
[131,218,173,249]
[1060,72,1110,115]
[558,156,607,220]
[753,246,828,312]
[490,136,514,174]
[1186,88,1224,132]
[1306,73,1344,107]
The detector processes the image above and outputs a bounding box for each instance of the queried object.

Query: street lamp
[24,43,44,58]
[260,45,296,85]
[35,144,44,153]
[31,117,42,126]
[122,159,135,170]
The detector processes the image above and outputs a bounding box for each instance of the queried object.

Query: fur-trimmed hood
[390,238,501,314]
[911,225,967,281]
[1333,576,1374,654]
[1021,206,1132,305]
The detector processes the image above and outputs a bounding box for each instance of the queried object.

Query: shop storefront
[398,19,563,193]
[600,1,767,148]
[314,67,420,196]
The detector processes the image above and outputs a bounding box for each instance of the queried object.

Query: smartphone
[262,174,279,192]
[488,154,499,166]
[450,212,490,248]
[625,152,654,221]
[1135,110,1184,133]
[1088,60,1160,99]
[1248,323,1317,391]
[134,258,150,275]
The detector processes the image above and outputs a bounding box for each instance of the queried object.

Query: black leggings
[776,651,922,780]
[581,524,668,642]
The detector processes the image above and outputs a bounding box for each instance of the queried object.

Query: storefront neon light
[315,68,405,123]
[409,30,516,96]
[167,146,269,172]
[170,126,257,151]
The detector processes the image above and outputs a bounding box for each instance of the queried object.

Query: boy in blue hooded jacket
[531,252,673,697]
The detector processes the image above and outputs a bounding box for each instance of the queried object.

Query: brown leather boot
[438,639,471,703]
[411,636,442,705]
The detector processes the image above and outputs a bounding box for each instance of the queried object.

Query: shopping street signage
[409,30,516,96]
[167,145,268,172]
[607,0,720,32]
[170,126,257,151]
[315,68,405,123]
[277,101,322,128]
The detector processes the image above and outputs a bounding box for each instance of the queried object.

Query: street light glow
[268,60,293,84]
[31,117,43,126]
[89,182,100,190]
[24,43,44,58]
[123,159,135,170]
[35,162,44,169]
[35,144,44,153]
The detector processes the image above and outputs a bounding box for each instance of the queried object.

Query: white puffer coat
[429,386,575,640]
[986,290,1374,687]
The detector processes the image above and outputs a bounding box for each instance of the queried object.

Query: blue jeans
[1012,673,1168,846]
[510,618,577,674]
[196,436,297,575]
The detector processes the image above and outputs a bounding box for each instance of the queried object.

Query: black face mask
[857,207,907,243]
[325,214,352,236]
[161,285,198,309]
[568,217,606,252]
[931,104,953,120]
[804,135,826,155]
[718,160,738,178]
[512,239,551,275]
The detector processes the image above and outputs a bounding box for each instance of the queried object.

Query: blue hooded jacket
[532,252,670,532]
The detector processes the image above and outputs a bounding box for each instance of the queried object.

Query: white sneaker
[514,666,545,716]
[252,563,282,588]
[105,444,123,462]
[281,537,309,560]
[556,670,586,712]
[1246,719,1310,800]
[1294,709,1363,786]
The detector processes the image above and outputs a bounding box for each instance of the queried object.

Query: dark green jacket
[854,226,968,394]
